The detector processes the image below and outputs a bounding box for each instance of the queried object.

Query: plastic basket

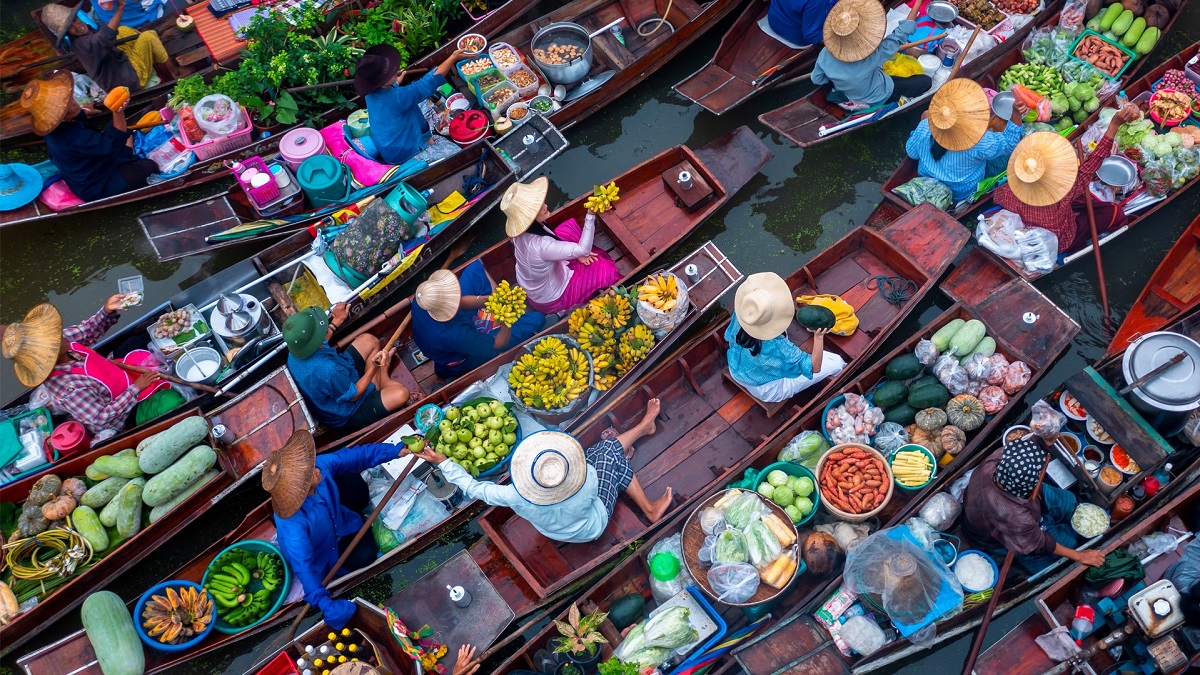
[888,443,938,492]
[133,580,217,651]
[506,64,540,98]
[1068,30,1137,81]
[753,461,820,526]
[457,56,497,86]
[424,397,521,478]
[508,334,594,425]
[201,539,292,634]
[179,106,253,160]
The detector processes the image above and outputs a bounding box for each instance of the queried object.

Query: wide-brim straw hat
[510,431,588,505]
[734,272,795,340]
[331,664,380,675]
[502,176,549,237]
[41,3,82,48]
[823,0,887,63]
[415,269,462,322]
[928,79,991,151]
[1007,132,1079,207]
[262,430,317,518]
[1,303,63,388]
[21,70,74,136]
[354,44,403,97]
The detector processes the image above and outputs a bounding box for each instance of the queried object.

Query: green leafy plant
[553,604,609,657]
[597,659,642,675]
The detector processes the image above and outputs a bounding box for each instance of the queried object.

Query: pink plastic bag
[38,180,84,211]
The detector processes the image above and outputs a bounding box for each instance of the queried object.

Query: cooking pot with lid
[210,293,267,346]
[531,22,594,87]
[1121,330,1200,433]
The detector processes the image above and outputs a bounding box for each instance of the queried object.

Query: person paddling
[811,0,928,107]
[42,0,177,93]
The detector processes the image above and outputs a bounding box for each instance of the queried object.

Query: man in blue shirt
[411,261,545,380]
[284,303,412,431]
[766,0,839,49]
[262,431,404,629]
[355,44,464,166]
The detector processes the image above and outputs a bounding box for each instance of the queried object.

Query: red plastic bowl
[1148,90,1191,127]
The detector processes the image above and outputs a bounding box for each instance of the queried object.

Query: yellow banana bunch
[483,280,527,328]
[637,273,679,312]
[588,291,632,329]
[567,307,590,335]
[594,372,617,391]
[618,324,655,365]
[583,182,620,213]
[576,323,614,354]
[509,337,591,410]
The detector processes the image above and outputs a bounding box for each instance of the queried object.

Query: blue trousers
[1018,483,1080,573]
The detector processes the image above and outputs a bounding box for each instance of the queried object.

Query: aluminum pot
[1121,330,1200,433]
[176,347,224,387]
[531,22,593,87]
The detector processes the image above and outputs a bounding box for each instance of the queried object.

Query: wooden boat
[1106,213,1200,359]
[877,36,1197,220]
[672,0,908,115]
[0,366,313,658]
[0,0,537,227]
[976,473,1200,675]
[756,0,1065,149]
[0,30,59,94]
[730,307,1200,675]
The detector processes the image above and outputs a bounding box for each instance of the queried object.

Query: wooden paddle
[949,27,981,79]
[900,33,948,51]
[1078,138,1112,318]
[108,359,227,395]
[285,67,429,94]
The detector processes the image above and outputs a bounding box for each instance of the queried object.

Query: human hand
[410,444,448,465]
[812,327,831,340]
[1113,103,1142,126]
[1011,100,1031,125]
[1076,549,1106,567]
[330,302,349,325]
[133,371,161,389]
[920,110,929,120]
[371,347,395,368]
[576,253,597,266]
[104,293,128,313]
[452,644,480,675]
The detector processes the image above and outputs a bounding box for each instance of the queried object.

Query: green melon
[908,383,951,409]
[884,403,919,426]
[885,354,923,381]
[796,305,837,331]
[872,381,909,409]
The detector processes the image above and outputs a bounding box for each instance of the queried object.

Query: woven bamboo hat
[1,303,63,388]
[21,70,74,136]
[415,269,461,322]
[1007,132,1079,207]
[734,272,795,340]
[510,431,587,505]
[40,3,82,47]
[928,79,991,151]
[823,0,887,63]
[331,664,380,675]
[501,176,549,237]
[262,430,317,518]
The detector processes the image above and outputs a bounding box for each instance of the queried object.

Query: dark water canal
[0,1,1198,672]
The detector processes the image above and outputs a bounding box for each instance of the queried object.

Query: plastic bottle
[649,551,684,603]
[1153,463,1172,489]
[1070,603,1096,644]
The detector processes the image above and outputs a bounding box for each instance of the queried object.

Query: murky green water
[1,3,1198,672]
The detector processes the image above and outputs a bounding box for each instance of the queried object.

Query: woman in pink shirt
[501,178,621,315]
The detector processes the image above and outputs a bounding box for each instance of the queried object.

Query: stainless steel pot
[531,22,594,87]
[1122,330,1200,432]
[176,346,224,387]
[210,292,267,346]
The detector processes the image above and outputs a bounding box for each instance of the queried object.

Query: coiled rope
[867,276,918,306]
[637,0,676,36]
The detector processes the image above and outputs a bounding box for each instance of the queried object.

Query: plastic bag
[873,422,909,454]
[698,534,719,567]
[707,563,760,603]
[648,534,693,603]
[1029,399,1066,439]
[778,430,830,469]
[700,507,727,535]
[915,339,939,366]
[1165,539,1200,595]
[1003,361,1032,395]
[744,520,783,569]
[906,517,939,551]
[1183,409,1200,446]
[964,353,992,383]
[613,623,670,667]
[194,94,242,137]
[976,209,1026,261]
[826,394,884,445]
[1058,0,1086,31]
[1014,227,1059,274]
[1022,27,1074,67]
[841,615,886,656]
[979,385,1009,414]
[950,469,975,502]
[643,605,700,649]
[986,354,1011,385]
[937,362,970,396]
[919,493,962,531]
[894,176,953,211]
[714,529,749,564]
[724,492,768,529]
[882,53,924,77]
[372,519,402,553]
[816,521,871,553]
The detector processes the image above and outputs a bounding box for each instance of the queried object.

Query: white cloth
[512,212,596,305]
[758,15,809,50]
[734,350,846,402]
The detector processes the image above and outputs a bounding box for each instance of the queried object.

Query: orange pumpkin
[103,86,130,111]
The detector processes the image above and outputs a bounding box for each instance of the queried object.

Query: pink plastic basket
[180,106,253,160]
[247,178,280,205]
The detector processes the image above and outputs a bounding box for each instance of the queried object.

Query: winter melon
[1111,9,1134,35]
[958,337,998,364]
[142,445,217,507]
[948,320,986,356]
[81,591,145,675]
[930,319,965,352]
[138,416,209,474]
[1122,17,1146,46]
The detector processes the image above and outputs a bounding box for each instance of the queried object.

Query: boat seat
[721,370,788,418]
[174,43,212,68]
[592,31,636,71]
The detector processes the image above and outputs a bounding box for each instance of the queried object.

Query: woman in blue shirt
[355,44,464,166]
[765,0,838,49]
[904,78,1027,203]
[811,0,928,106]
[726,272,845,402]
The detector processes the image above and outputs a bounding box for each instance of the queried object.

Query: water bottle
[649,551,683,603]
[1070,603,1095,644]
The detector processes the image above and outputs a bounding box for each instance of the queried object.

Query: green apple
[456,428,472,443]
[473,423,487,438]
[453,443,469,458]
[472,446,486,459]
[444,406,460,421]
[464,408,479,421]
[469,437,483,449]
[485,416,504,430]
[502,432,517,446]
[495,443,509,457]
[438,420,455,437]
[488,429,503,446]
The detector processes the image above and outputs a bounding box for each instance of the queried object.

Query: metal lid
[1123,331,1200,409]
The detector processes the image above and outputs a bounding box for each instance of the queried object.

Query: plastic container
[346,109,371,138]
[506,102,532,126]
[279,127,327,172]
[247,171,280,206]
[488,42,523,74]
[889,444,938,492]
[953,550,999,593]
[1148,90,1191,127]
[480,82,518,119]
[528,95,554,115]
[661,587,730,675]
[506,64,540,98]
[918,54,941,77]
[179,107,253,160]
[201,540,291,634]
[457,57,497,87]
[295,155,350,208]
[194,94,242,137]
[118,274,144,307]
[753,461,820,526]
[133,580,217,651]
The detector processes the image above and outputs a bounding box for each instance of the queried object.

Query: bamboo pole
[109,359,226,395]
[1078,138,1112,317]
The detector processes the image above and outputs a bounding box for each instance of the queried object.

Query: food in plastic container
[490,45,522,71]
[954,552,997,590]
[461,57,493,76]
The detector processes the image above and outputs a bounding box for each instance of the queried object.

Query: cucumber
[930,319,965,352]
[114,478,146,540]
[99,497,121,528]
[149,469,219,522]
[81,591,145,675]
[91,454,142,479]
[1099,2,1124,30]
[1122,17,1145,47]
[71,505,110,552]
[138,416,209,474]
[958,337,998,364]
[142,445,217,508]
[80,476,131,509]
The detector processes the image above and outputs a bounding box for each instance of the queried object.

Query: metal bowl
[531,22,594,87]
[176,346,223,386]
[927,0,959,24]
[991,91,1015,120]
[1098,155,1138,187]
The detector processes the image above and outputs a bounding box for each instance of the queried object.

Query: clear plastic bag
[724,492,768,529]
[919,492,962,531]
[841,615,886,656]
[700,507,727,535]
[698,533,720,567]
[986,354,1011,385]
[1022,27,1074,67]
[979,385,1009,415]
[873,422,909,454]
[894,176,953,210]
[1029,399,1066,439]
[1014,227,1059,274]
[938,362,970,396]
[714,529,750,564]
[933,354,960,379]
[1003,361,1032,395]
[843,528,964,636]
[964,353,992,383]
[778,430,830,469]
[976,209,1025,261]
[648,534,694,603]
[816,521,871,553]
[1058,0,1086,31]
[707,563,760,603]
[743,520,783,568]
[194,94,242,137]
[950,469,975,502]
[915,339,939,366]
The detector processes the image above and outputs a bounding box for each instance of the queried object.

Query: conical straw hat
[1007,132,1079,207]
[502,176,549,237]
[510,431,588,505]
[415,269,462,322]
[734,272,795,340]
[21,70,74,136]
[262,430,317,518]
[823,0,887,63]
[1,303,63,388]
[928,79,991,151]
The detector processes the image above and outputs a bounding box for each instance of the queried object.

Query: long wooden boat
[1106,213,1200,359]
[0,366,313,658]
[731,307,1200,675]
[0,30,60,93]
[878,36,1197,219]
[976,471,1200,675]
[756,0,1065,149]
[672,0,908,115]
[0,0,537,227]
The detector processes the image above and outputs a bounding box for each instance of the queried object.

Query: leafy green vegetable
[723,492,765,529]
[643,606,699,649]
[714,529,749,564]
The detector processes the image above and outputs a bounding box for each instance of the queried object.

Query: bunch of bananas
[141,585,213,644]
[483,280,527,328]
[203,548,283,627]
[638,274,680,312]
[588,291,632,329]
[567,287,657,392]
[584,182,620,213]
[619,324,655,364]
[508,336,590,410]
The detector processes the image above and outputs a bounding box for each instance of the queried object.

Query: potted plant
[553,603,608,670]
[597,659,642,675]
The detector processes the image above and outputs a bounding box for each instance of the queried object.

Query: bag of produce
[815,521,871,553]
[698,533,720,567]
[700,507,727,535]
[743,519,783,568]
[1002,361,1032,395]
[1029,399,1066,439]
[918,492,962,531]
[723,492,768,530]
[613,622,670,667]
[707,562,760,603]
[714,529,750,564]
[777,430,830,469]
[1058,0,1086,31]
[893,176,953,210]
[1014,227,1059,274]
[643,605,700,649]
[1022,27,1074,67]
[985,354,1011,385]
[844,528,963,633]
[914,339,939,366]
[976,209,1025,261]
[934,356,970,396]
[964,353,992,383]
[872,422,909,454]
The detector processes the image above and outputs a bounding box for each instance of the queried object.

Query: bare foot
[646,487,673,523]
[637,398,661,436]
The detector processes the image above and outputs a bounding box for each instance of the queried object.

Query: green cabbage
[613,623,670,667]
[756,482,775,500]
[772,485,795,507]
[643,606,699,649]
[714,529,749,564]
[1084,97,1100,113]
[724,492,766,529]
[744,520,783,568]
[1050,94,1069,115]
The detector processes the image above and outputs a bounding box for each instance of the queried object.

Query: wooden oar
[1078,138,1112,317]
[1118,351,1187,394]
[949,27,981,79]
[752,51,808,86]
[108,359,227,395]
[900,32,948,51]
[285,67,429,94]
